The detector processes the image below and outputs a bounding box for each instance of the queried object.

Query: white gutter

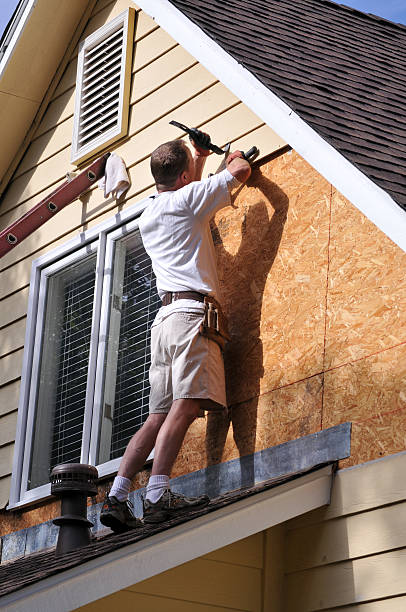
[135,0,406,254]
[0,0,36,78]
[1,466,333,612]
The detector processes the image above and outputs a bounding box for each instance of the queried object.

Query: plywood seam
[322,339,406,376]
[321,183,333,430]
[345,404,406,427]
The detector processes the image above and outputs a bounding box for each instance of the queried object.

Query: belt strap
[162,291,206,306]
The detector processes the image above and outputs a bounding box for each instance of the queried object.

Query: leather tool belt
[199,295,231,351]
[161,291,206,306]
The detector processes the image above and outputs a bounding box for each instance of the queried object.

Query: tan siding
[76,533,264,612]
[0,380,20,417]
[0,318,26,357]
[0,351,23,387]
[285,549,406,612]
[0,411,17,446]
[289,451,406,529]
[0,287,30,328]
[77,591,246,612]
[330,596,406,611]
[0,444,14,479]
[286,502,406,572]
[203,532,263,568]
[283,455,406,611]
[0,476,11,508]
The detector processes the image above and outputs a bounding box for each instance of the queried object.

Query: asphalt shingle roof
[0,467,325,598]
[169,0,406,210]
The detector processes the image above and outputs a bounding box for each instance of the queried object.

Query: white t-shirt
[138,169,240,325]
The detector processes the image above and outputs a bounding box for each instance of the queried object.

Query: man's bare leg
[151,398,201,476]
[118,413,167,479]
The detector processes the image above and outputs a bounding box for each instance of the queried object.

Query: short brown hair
[150,140,190,187]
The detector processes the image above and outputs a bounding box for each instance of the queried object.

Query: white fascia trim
[0,466,333,612]
[0,0,36,78]
[135,0,406,254]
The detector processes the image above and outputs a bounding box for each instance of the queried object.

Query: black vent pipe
[51,463,98,555]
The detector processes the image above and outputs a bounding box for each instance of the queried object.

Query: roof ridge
[319,0,406,31]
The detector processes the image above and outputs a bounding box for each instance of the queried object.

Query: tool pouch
[199,296,231,351]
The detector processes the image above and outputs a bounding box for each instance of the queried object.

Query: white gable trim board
[0,466,333,612]
[135,0,406,255]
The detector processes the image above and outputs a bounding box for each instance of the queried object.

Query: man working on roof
[101,131,251,532]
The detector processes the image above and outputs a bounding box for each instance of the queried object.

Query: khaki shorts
[149,311,226,414]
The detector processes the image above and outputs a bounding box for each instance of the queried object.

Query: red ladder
[0,153,110,259]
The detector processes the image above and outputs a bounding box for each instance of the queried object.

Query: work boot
[100,495,143,533]
[143,489,210,523]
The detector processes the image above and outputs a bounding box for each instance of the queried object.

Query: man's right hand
[226,150,251,183]
[189,129,211,157]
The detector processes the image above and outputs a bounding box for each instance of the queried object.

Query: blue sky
[0,0,405,39]
[330,0,406,24]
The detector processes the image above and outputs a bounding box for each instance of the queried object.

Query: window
[71,8,135,166]
[10,199,160,508]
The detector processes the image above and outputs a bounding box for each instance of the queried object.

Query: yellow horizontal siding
[0,351,23,387]
[286,501,406,572]
[0,287,30,328]
[0,444,14,479]
[287,451,406,529]
[283,455,406,611]
[285,549,406,611]
[0,318,26,358]
[76,532,264,612]
[330,595,406,611]
[203,532,263,568]
[0,411,17,446]
[77,590,248,612]
[0,476,12,509]
[0,380,20,417]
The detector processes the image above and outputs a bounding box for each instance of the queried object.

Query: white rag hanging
[98,152,130,199]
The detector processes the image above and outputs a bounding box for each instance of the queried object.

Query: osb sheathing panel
[323,343,406,468]
[216,150,330,404]
[325,189,406,368]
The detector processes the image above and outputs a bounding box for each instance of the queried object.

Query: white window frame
[71,8,135,166]
[9,196,153,509]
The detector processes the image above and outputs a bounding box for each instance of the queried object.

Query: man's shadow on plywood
[205,166,289,495]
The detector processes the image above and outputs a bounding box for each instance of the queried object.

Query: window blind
[109,237,160,460]
[50,270,96,466]
[28,256,96,489]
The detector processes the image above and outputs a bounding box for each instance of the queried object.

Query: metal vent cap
[51,463,98,496]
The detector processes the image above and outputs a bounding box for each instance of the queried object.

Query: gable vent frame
[71,8,135,166]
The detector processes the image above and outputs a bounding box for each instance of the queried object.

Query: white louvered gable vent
[71,9,135,165]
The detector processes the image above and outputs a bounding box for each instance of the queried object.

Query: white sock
[109,476,131,502]
[146,475,169,503]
